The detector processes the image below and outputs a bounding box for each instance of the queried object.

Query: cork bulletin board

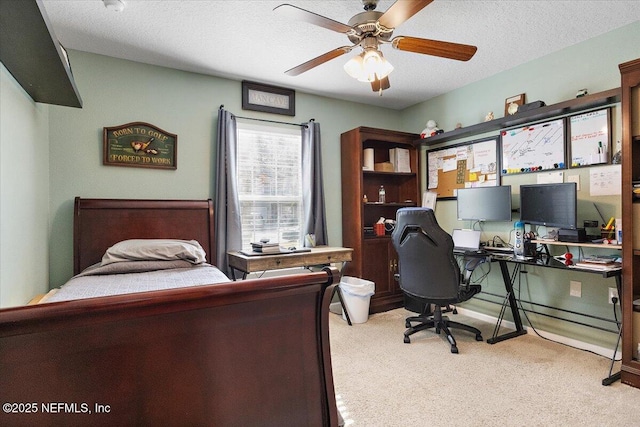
[427,137,499,199]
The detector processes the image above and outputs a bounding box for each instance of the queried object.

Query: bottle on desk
[378,185,386,203]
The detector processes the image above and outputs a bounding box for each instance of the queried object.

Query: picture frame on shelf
[504,93,526,116]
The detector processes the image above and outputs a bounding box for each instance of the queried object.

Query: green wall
[0,63,50,307]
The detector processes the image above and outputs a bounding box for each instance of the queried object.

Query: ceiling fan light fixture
[343,54,364,79]
[343,49,393,83]
[103,0,126,12]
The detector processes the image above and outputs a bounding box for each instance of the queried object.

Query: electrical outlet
[570,280,582,297]
[608,287,619,304]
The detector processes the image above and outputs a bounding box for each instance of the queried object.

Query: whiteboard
[569,108,611,167]
[500,118,565,175]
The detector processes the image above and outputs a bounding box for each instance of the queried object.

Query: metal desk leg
[603,275,622,386]
[486,260,528,344]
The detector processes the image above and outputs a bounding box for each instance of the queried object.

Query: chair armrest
[462,256,488,286]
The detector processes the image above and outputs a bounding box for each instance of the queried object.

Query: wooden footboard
[0,268,339,426]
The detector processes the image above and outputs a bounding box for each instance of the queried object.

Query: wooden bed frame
[0,198,339,426]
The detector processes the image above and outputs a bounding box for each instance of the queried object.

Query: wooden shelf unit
[0,0,82,108]
[620,58,640,389]
[341,127,420,314]
[415,88,621,146]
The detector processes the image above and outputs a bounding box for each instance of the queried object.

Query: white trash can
[339,276,375,324]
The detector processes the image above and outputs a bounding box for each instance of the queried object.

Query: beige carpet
[329,308,640,426]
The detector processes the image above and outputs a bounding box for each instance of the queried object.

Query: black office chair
[392,207,484,353]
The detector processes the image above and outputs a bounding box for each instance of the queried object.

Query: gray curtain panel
[301,120,328,246]
[214,108,242,275]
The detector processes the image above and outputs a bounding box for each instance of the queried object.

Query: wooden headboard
[74,198,215,274]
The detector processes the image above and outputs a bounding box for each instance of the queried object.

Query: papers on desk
[580,255,619,264]
[572,254,621,271]
[572,261,622,271]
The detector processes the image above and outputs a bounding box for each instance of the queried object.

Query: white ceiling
[41,0,640,110]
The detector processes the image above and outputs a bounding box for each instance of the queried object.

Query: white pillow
[101,239,207,266]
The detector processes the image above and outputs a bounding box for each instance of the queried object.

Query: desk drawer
[257,252,351,270]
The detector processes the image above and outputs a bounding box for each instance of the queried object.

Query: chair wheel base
[450,346,459,354]
[404,336,411,343]
[475,334,483,341]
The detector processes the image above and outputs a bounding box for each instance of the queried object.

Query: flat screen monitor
[519,182,577,229]
[456,185,512,222]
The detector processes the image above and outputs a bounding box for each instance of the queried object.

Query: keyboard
[483,246,513,253]
[454,248,488,256]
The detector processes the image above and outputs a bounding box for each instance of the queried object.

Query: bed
[0,198,339,426]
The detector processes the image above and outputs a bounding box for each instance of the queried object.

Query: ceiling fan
[274,0,477,94]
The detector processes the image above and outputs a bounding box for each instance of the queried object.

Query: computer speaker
[514,221,525,257]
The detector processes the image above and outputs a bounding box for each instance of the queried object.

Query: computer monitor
[519,182,577,229]
[456,185,512,222]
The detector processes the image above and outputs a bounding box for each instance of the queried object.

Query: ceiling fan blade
[285,46,353,76]
[274,4,353,33]
[392,36,477,61]
[371,75,391,93]
[377,0,433,29]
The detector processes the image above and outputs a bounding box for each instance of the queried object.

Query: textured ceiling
[41,0,640,110]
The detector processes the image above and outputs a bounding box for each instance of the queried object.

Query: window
[236,122,302,250]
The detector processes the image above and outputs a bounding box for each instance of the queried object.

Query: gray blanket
[43,260,230,303]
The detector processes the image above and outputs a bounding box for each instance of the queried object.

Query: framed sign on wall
[103,122,177,170]
[242,81,296,116]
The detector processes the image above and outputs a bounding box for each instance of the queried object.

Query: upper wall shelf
[415,88,621,146]
[0,0,82,108]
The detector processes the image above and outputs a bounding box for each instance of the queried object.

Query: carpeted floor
[329,308,640,426]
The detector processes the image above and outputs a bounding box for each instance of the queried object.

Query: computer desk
[479,242,622,385]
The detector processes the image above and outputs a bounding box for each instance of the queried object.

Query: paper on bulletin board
[442,157,457,172]
[590,164,621,196]
[427,151,438,189]
[473,139,498,174]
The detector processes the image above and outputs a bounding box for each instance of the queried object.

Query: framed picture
[568,108,611,168]
[242,81,295,116]
[504,93,525,116]
[103,122,177,170]
[500,118,565,175]
[426,137,499,199]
